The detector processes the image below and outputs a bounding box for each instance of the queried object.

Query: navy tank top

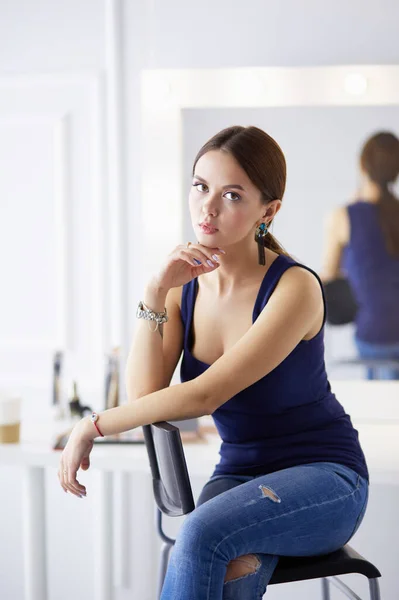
[342,201,399,344]
[180,254,369,481]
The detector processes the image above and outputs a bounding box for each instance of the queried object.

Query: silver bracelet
[136,301,168,332]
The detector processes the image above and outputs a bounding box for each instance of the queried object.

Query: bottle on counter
[68,381,92,422]
[52,351,65,420]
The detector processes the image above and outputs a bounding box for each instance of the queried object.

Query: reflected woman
[321,131,399,379]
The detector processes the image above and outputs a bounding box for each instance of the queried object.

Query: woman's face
[189,150,266,248]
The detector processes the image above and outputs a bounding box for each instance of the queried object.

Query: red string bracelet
[90,412,104,437]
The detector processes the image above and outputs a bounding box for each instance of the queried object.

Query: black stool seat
[270,544,381,585]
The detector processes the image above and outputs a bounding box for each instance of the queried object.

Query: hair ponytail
[377,182,399,257]
[360,131,399,257]
[264,229,289,256]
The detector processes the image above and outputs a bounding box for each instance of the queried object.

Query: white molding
[0,73,107,375]
[105,0,127,352]
[89,73,108,364]
[104,3,130,589]
[0,114,71,352]
[141,65,399,274]
[53,114,72,350]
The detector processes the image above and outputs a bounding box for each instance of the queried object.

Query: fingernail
[193,259,201,265]
[218,248,226,254]
[207,260,215,267]
[211,254,219,262]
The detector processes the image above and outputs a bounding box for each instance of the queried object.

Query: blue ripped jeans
[160,462,368,600]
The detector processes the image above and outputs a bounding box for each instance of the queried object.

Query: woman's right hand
[150,243,225,291]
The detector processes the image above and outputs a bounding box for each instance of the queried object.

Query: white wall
[135,0,399,68]
[0,0,107,413]
[1,1,399,599]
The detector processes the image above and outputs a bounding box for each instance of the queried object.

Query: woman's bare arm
[79,267,323,439]
[125,284,183,401]
[320,206,350,282]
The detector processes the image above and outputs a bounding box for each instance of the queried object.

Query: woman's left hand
[58,420,94,498]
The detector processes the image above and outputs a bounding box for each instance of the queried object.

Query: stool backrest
[142,422,195,517]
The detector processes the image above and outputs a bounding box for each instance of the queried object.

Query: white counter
[1,422,398,484]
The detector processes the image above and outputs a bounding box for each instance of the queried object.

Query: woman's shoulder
[263,255,323,315]
[328,203,350,220]
[278,261,322,295]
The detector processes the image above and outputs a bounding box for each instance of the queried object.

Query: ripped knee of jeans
[224,553,262,583]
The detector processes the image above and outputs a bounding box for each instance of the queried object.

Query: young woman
[59,126,369,600]
[321,131,399,380]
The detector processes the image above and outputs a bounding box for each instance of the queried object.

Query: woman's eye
[192,182,207,192]
[192,183,240,202]
[225,191,241,202]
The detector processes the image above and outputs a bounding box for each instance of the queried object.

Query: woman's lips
[199,223,219,234]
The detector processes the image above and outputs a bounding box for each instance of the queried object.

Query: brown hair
[360,131,399,257]
[192,125,289,256]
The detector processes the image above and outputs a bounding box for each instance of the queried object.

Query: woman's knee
[224,554,261,582]
[175,508,219,554]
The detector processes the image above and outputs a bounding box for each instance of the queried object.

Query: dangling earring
[255,222,268,266]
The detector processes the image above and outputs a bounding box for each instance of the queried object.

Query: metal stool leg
[321,578,331,600]
[369,578,381,600]
[157,541,173,600]
[155,507,176,600]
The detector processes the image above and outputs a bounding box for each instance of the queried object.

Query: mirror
[182,106,399,379]
[141,67,399,381]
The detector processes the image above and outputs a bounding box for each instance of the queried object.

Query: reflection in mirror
[183,107,399,379]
